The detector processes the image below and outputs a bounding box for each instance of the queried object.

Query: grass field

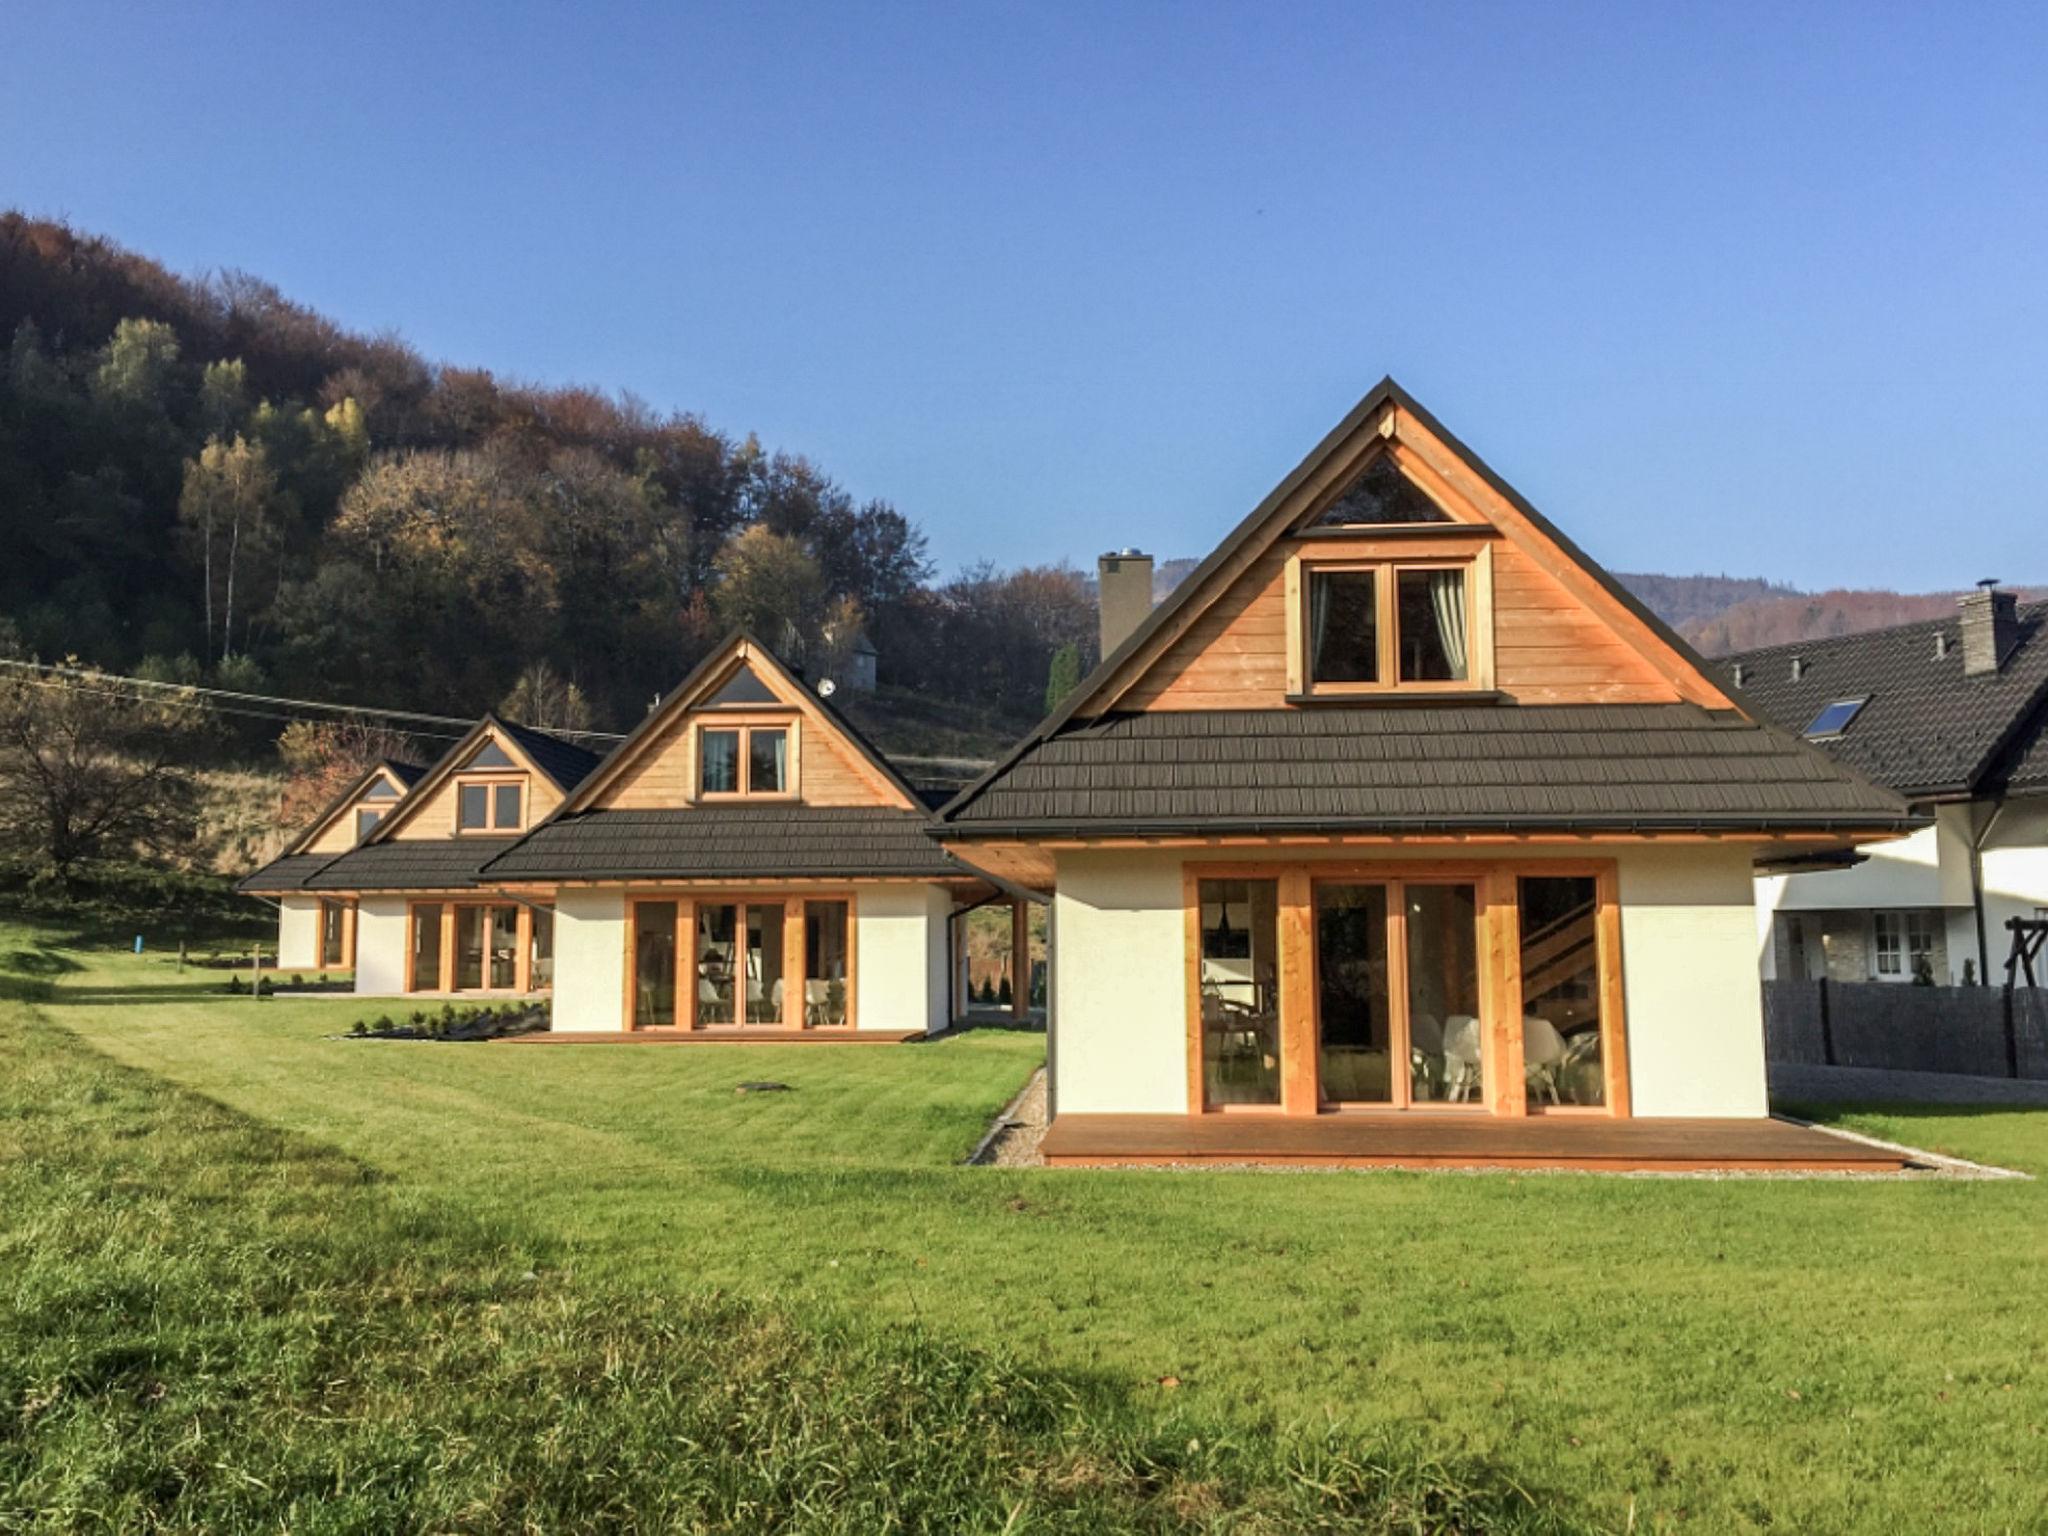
[7,923,2048,1532]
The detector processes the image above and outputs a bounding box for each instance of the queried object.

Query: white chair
[1443,1014,1483,1102]
[1523,1016,1568,1104]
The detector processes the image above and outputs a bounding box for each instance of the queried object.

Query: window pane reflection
[1198,879,1281,1105]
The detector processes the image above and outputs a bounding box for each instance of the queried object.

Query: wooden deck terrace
[1038,1112,1913,1173]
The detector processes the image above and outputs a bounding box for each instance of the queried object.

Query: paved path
[1772,1061,2048,1108]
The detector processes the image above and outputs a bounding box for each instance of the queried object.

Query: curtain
[770,731,787,787]
[1429,570,1468,680]
[1309,573,1331,679]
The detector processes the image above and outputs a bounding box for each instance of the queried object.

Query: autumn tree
[274,717,416,828]
[499,661,595,734]
[0,662,212,878]
[179,435,281,661]
[711,526,825,656]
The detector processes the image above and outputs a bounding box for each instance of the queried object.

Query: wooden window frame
[622,889,856,1031]
[1182,859,1627,1120]
[453,773,528,833]
[317,898,357,971]
[694,717,802,802]
[1285,545,1495,697]
[405,898,539,993]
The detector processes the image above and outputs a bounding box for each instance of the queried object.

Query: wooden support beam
[678,899,696,1030]
[1278,870,1316,1115]
[438,904,457,994]
[784,901,806,1028]
[1482,869,1527,1117]
[514,906,532,994]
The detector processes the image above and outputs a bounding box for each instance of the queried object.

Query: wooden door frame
[1184,858,1628,1118]
[623,889,859,1032]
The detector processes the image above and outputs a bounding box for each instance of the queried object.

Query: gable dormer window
[1296,557,1480,694]
[355,808,383,840]
[699,721,795,798]
[457,778,524,831]
[1312,454,1454,527]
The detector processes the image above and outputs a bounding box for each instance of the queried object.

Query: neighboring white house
[933,379,1919,1163]
[1724,588,2048,987]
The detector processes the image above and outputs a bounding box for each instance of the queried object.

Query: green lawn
[8,925,2048,1532]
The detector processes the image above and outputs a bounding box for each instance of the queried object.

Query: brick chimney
[1098,549,1154,659]
[1959,579,2019,677]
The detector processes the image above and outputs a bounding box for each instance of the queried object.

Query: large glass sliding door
[1312,879,1482,1108]
[1314,884,1391,1102]
[693,900,788,1026]
[632,895,855,1031]
[1196,879,1281,1106]
[1518,875,1604,1107]
[1405,883,1482,1104]
[1190,864,1618,1117]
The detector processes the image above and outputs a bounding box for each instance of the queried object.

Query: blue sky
[5,2,2044,587]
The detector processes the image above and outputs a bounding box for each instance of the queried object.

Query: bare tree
[0,662,212,879]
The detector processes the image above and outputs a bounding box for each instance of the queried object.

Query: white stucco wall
[1615,845,1769,1117]
[551,890,626,1031]
[353,897,410,996]
[855,883,949,1033]
[276,896,321,970]
[1047,843,1771,1119]
[1049,850,1189,1114]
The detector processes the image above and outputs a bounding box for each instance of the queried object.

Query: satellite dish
[818,678,837,697]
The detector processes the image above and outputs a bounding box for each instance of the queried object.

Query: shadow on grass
[0,945,82,978]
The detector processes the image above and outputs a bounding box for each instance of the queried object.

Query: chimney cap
[1101,547,1150,561]
[1977,577,2001,592]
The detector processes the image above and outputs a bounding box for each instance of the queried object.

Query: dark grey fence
[1763,980,2048,1080]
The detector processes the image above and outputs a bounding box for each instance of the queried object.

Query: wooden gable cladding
[1101,392,1731,715]
[295,766,410,855]
[390,726,557,841]
[569,636,917,815]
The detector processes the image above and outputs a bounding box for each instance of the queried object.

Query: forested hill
[0,215,1097,746]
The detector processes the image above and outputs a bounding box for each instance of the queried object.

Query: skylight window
[1804,698,1868,738]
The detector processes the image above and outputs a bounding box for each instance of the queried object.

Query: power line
[0,658,625,743]
[0,657,995,769]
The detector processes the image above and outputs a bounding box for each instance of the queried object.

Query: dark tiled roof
[237,854,333,893]
[301,837,523,892]
[1721,603,2048,798]
[937,705,1915,835]
[497,719,605,791]
[482,806,966,882]
[389,760,427,788]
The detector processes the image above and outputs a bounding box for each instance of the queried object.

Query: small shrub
[349,1020,367,1037]
[224,974,246,995]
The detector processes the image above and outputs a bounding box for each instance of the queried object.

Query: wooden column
[1278,869,1317,1115]
[1596,866,1631,1116]
[1482,870,1526,1116]
[1009,899,1030,1018]
[340,903,357,971]
[514,906,532,994]
[783,901,806,1027]
[438,903,457,994]
[621,903,640,1030]
[1183,871,1204,1114]
[1385,885,1411,1109]
[678,899,696,1030]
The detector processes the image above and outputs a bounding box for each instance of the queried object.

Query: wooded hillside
[0,215,1096,747]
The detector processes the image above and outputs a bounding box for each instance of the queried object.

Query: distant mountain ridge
[1147,558,2040,658]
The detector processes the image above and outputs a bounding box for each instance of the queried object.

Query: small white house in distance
[476,633,1005,1037]
[1724,587,2048,986]
[237,758,423,969]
